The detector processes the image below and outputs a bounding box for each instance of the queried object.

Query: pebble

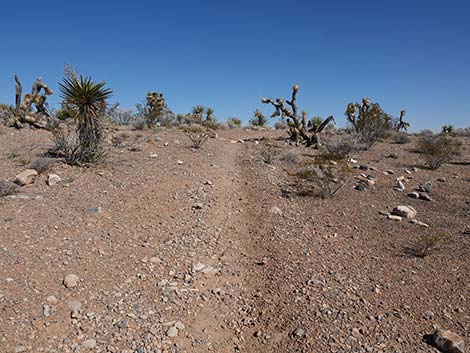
[418,192,433,201]
[81,339,97,349]
[422,310,434,319]
[43,304,52,317]
[410,219,430,228]
[270,206,282,215]
[46,295,58,304]
[14,169,38,186]
[67,300,82,312]
[294,327,306,338]
[167,326,178,338]
[408,191,420,199]
[388,215,402,221]
[63,274,80,288]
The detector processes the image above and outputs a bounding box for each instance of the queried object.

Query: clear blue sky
[1,0,469,130]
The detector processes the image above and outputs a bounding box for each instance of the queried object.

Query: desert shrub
[417,134,461,170]
[0,178,18,197]
[50,126,104,165]
[345,98,397,148]
[58,74,112,165]
[391,131,411,144]
[111,132,130,147]
[407,234,446,258]
[259,143,281,164]
[281,149,301,163]
[226,117,242,129]
[131,118,146,130]
[28,158,53,174]
[417,129,434,138]
[292,165,343,199]
[321,135,361,160]
[274,121,287,130]
[54,108,74,121]
[441,125,455,135]
[454,127,470,137]
[0,104,14,125]
[249,109,268,127]
[184,125,209,149]
[106,103,135,125]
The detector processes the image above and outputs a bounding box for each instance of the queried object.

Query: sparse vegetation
[28,158,53,174]
[345,98,400,148]
[291,165,343,199]
[417,134,461,170]
[391,131,411,144]
[226,117,242,129]
[249,109,268,127]
[321,135,361,160]
[0,178,18,197]
[107,102,135,125]
[261,85,334,147]
[407,234,446,258]
[57,74,112,165]
[259,143,281,164]
[184,125,209,149]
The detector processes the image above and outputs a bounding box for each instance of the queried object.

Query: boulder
[391,205,417,219]
[15,169,38,186]
[432,328,464,353]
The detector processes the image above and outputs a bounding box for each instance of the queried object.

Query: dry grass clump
[391,131,411,144]
[406,234,447,258]
[321,135,361,160]
[417,134,461,170]
[28,158,53,174]
[184,125,209,149]
[259,143,281,164]
[0,178,18,197]
[289,164,343,199]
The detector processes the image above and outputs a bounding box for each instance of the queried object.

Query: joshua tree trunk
[14,75,22,112]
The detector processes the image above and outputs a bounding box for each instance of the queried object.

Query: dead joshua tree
[8,76,56,129]
[261,84,334,147]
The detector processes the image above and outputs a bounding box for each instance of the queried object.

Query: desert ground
[0,125,469,353]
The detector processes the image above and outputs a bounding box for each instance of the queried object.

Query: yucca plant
[58,75,112,163]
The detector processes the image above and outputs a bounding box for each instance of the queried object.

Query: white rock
[15,169,38,186]
[387,215,402,221]
[63,274,80,288]
[392,205,417,219]
[81,339,97,349]
[47,174,61,186]
[167,326,178,337]
[270,206,282,215]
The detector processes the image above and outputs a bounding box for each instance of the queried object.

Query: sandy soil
[0,125,469,353]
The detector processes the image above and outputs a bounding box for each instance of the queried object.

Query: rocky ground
[0,125,469,353]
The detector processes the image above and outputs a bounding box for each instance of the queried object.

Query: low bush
[417,134,461,170]
[407,234,446,258]
[291,165,343,199]
[226,117,242,129]
[0,178,18,197]
[184,125,209,149]
[274,121,287,130]
[321,135,361,160]
[281,149,301,163]
[259,143,281,164]
[391,131,411,144]
[28,158,53,174]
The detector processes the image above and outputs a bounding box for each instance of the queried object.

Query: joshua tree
[59,75,112,162]
[14,75,22,112]
[144,92,167,128]
[346,98,402,148]
[441,125,455,135]
[261,84,334,147]
[249,109,268,126]
[395,110,409,131]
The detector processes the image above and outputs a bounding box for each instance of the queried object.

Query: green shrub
[417,134,461,170]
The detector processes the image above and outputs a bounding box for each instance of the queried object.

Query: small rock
[149,154,158,158]
[67,300,82,312]
[395,180,405,192]
[388,215,402,221]
[349,158,357,163]
[422,310,434,319]
[432,328,464,353]
[192,262,207,272]
[419,181,432,193]
[88,206,102,214]
[354,183,367,191]
[294,327,306,338]
[437,177,446,182]
[46,295,58,304]
[177,160,183,165]
[43,304,52,317]
[359,165,369,170]
[81,339,97,349]
[418,192,433,201]
[410,219,430,228]
[270,206,282,215]
[13,346,26,353]
[192,203,203,210]
[15,169,38,186]
[63,274,80,288]
[47,174,61,186]
[408,191,420,199]
[391,205,417,219]
[167,326,178,338]
[174,321,185,330]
